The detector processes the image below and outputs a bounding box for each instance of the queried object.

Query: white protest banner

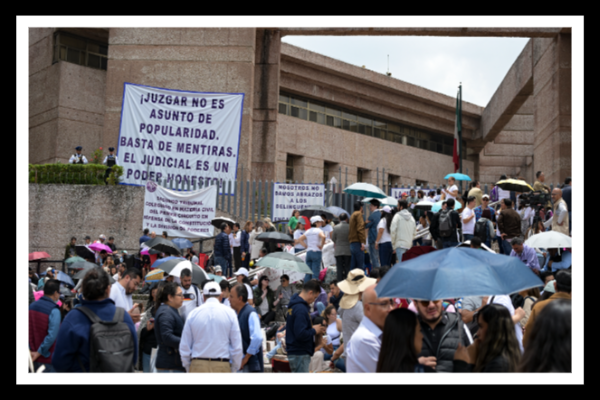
[271,183,325,222]
[390,187,422,200]
[118,83,244,193]
[143,180,217,238]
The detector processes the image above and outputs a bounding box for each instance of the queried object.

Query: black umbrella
[211,217,235,229]
[68,260,98,271]
[299,206,335,221]
[142,237,181,256]
[256,231,295,244]
[75,245,95,260]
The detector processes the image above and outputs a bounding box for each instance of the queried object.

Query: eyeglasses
[175,293,184,297]
[418,300,442,306]
[368,299,394,307]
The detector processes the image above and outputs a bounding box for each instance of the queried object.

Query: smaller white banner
[143,181,217,238]
[390,187,422,199]
[271,183,325,222]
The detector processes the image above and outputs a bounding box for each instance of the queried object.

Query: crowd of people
[28,171,572,374]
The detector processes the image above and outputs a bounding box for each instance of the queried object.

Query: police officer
[103,147,118,183]
[68,146,88,164]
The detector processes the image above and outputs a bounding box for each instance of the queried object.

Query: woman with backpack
[474,209,496,249]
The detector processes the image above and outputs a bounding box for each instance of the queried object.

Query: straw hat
[337,269,376,296]
[339,293,360,310]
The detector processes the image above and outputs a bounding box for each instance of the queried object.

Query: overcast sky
[282,35,529,107]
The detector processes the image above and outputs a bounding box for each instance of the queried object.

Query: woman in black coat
[153,282,186,372]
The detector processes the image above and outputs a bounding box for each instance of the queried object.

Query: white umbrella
[168,260,193,278]
[343,182,387,199]
[362,196,397,207]
[525,231,572,249]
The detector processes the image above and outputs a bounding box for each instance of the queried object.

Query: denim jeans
[463,234,474,242]
[495,236,504,254]
[442,241,459,249]
[323,345,346,372]
[350,242,364,272]
[501,238,514,255]
[395,247,408,263]
[315,301,326,316]
[378,242,393,267]
[413,238,423,246]
[142,352,152,373]
[288,354,311,372]
[368,242,380,270]
[335,255,351,282]
[304,251,322,282]
[266,342,282,361]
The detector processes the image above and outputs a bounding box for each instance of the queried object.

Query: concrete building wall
[277,114,474,187]
[29,28,107,164]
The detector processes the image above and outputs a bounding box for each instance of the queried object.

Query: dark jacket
[52,298,138,372]
[331,221,351,256]
[29,296,61,364]
[154,304,185,371]
[329,290,344,311]
[418,311,470,373]
[214,232,232,261]
[266,226,278,253]
[562,186,571,212]
[240,230,250,254]
[453,355,510,372]
[285,293,316,356]
[238,303,264,372]
[430,210,461,242]
[253,286,275,315]
[498,208,522,239]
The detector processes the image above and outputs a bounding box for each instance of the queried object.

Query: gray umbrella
[68,260,98,271]
[142,237,181,256]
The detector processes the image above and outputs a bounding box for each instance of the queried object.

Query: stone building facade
[29,27,571,186]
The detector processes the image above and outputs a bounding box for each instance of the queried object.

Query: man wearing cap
[103,147,118,184]
[29,279,61,372]
[474,194,496,223]
[331,213,352,282]
[234,267,254,306]
[179,281,243,372]
[69,146,88,164]
[214,265,223,276]
[94,234,107,245]
[296,216,326,283]
[364,199,382,272]
[229,283,264,372]
[346,284,393,373]
[349,201,367,272]
[333,269,376,365]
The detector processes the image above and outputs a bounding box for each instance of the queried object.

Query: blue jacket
[240,230,250,254]
[154,303,185,370]
[285,293,316,356]
[214,232,231,261]
[52,298,138,372]
[365,210,381,244]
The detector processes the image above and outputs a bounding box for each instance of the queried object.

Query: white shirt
[416,223,431,241]
[346,316,382,373]
[244,283,254,301]
[444,185,458,201]
[112,272,119,281]
[376,218,391,243]
[487,295,524,353]
[68,153,88,164]
[179,297,243,372]
[109,280,133,311]
[321,224,333,240]
[293,230,306,250]
[179,284,204,322]
[230,232,241,247]
[555,201,568,224]
[461,207,475,235]
[434,194,441,202]
[497,187,511,202]
[304,227,324,252]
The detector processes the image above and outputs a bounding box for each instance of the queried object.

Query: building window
[323,166,329,185]
[53,31,108,70]
[357,169,364,183]
[416,180,428,188]
[286,156,294,183]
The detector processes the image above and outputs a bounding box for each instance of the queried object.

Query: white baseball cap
[382,206,392,213]
[234,267,249,277]
[310,216,323,224]
[203,281,222,296]
[99,234,106,239]
[214,265,222,272]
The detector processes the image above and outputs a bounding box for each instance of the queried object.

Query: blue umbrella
[172,238,194,250]
[151,256,185,270]
[56,270,75,287]
[430,199,462,213]
[375,247,543,301]
[327,206,350,218]
[444,173,471,181]
[208,273,225,283]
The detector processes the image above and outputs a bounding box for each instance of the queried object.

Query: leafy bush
[29,164,124,185]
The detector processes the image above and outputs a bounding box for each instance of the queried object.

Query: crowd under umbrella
[254,252,313,274]
[211,217,235,229]
[29,251,51,261]
[444,172,472,181]
[343,182,387,199]
[142,237,181,256]
[172,238,194,250]
[376,247,543,301]
[167,260,209,287]
[75,245,95,260]
[255,231,295,245]
[299,205,335,220]
[495,178,534,193]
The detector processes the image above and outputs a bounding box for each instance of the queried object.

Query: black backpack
[474,218,489,243]
[438,210,454,238]
[76,306,135,372]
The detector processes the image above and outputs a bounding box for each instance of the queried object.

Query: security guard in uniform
[68,146,88,164]
[103,147,118,183]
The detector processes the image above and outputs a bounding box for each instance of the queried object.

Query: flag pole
[458,83,463,194]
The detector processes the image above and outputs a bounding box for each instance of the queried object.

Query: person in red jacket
[29,279,61,372]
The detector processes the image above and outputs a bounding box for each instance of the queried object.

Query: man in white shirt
[442,177,459,201]
[108,268,142,324]
[178,268,203,323]
[346,284,393,373]
[461,196,476,242]
[179,282,243,373]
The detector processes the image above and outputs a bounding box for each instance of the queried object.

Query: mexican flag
[453,86,462,173]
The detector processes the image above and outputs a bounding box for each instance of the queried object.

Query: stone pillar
[252,29,281,181]
[532,33,571,183]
